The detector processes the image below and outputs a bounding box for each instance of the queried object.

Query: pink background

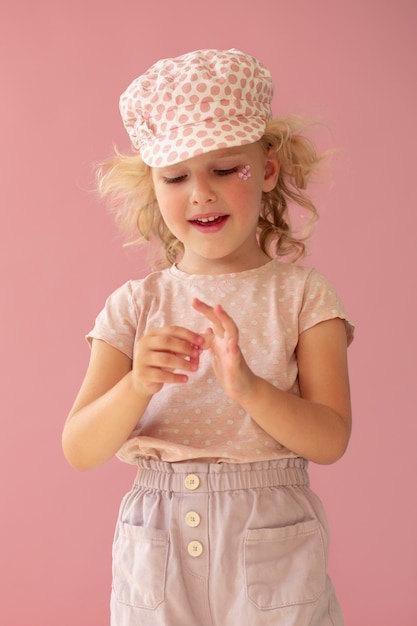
[1,1,416,624]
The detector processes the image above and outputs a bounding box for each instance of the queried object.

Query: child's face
[151,143,279,274]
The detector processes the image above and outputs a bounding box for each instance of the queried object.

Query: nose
[190,175,216,205]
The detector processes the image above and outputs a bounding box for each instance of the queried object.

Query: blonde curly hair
[96,116,326,267]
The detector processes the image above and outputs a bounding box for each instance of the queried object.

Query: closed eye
[163,175,187,184]
[215,167,239,176]
[163,167,238,183]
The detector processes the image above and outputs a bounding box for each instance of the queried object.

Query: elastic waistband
[134,457,309,493]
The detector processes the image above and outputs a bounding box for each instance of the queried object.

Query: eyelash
[164,175,187,184]
[163,167,239,184]
[216,167,239,176]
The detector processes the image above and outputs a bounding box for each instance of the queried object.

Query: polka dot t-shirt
[87,260,354,464]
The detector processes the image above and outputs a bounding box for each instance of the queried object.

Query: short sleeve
[86,281,138,359]
[299,269,354,346]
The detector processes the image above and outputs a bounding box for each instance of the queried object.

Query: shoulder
[104,267,173,305]
[265,260,318,296]
[268,261,354,346]
[86,270,169,353]
[268,259,314,280]
[270,260,341,298]
[295,265,354,346]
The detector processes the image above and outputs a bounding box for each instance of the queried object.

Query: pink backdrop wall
[2,1,416,624]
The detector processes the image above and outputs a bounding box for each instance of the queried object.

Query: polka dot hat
[119,48,274,167]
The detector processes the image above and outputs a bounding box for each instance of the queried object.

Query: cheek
[158,205,175,228]
[154,189,175,219]
[157,200,183,235]
[233,182,262,210]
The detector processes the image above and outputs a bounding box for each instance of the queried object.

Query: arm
[193,299,351,465]
[62,327,204,471]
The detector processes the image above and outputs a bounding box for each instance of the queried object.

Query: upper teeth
[197,216,219,223]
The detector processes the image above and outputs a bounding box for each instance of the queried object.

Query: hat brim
[140,116,267,167]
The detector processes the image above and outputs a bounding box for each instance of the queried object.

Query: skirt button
[185,511,201,527]
[184,474,200,490]
[187,540,203,557]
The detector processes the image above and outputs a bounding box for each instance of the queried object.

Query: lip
[189,213,229,233]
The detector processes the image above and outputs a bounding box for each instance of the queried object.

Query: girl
[63,49,354,626]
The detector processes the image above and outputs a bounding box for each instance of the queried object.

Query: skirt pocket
[112,522,169,610]
[244,518,326,610]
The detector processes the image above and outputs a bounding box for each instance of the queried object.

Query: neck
[176,252,271,275]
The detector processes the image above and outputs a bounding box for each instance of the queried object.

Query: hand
[133,326,204,396]
[192,298,257,401]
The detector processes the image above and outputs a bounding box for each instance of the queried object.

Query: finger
[150,349,200,373]
[211,304,239,340]
[150,366,192,384]
[134,351,199,391]
[158,325,205,349]
[195,300,238,341]
[192,298,225,336]
[146,331,203,359]
[200,328,214,350]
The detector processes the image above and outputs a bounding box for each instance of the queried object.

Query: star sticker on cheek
[237,165,251,181]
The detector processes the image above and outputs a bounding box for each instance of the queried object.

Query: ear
[262,152,280,192]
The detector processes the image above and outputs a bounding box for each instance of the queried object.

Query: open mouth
[191,215,228,226]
